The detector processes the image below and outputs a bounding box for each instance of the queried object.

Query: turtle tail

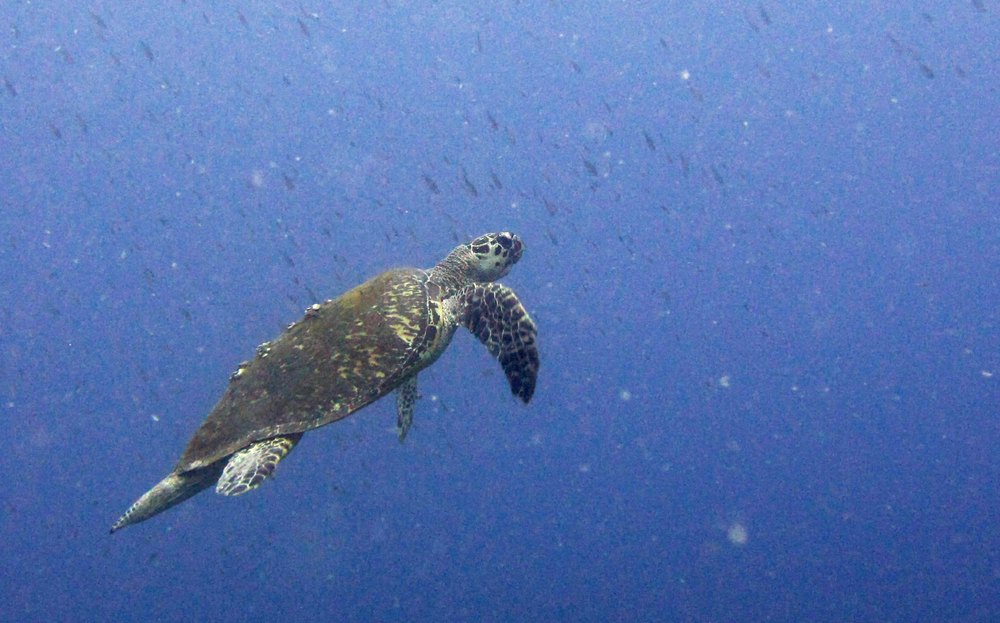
[110,463,223,534]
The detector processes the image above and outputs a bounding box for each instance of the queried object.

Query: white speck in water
[727,522,748,546]
[250,169,265,188]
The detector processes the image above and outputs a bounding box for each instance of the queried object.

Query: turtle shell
[176,267,445,472]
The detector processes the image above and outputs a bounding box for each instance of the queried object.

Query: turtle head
[431,232,524,293]
[467,232,523,282]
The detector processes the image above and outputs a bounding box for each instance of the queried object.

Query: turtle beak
[505,233,524,265]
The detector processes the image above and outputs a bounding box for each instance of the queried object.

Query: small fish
[3,77,16,97]
[885,32,904,55]
[710,164,725,187]
[460,167,479,197]
[421,174,440,194]
[919,63,935,79]
[642,130,656,151]
[297,18,311,38]
[617,233,635,254]
[582,158,599,177]
[759,3,771,25]
[140,40,154,63]
[89,10,108,30]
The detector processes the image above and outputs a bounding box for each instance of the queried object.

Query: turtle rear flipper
[216,434,302,496]
[396,376,418,442]
[457,283,539,403]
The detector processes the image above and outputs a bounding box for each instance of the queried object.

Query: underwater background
[2,2,998,621]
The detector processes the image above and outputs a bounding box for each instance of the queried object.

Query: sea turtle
[111,232,538,533]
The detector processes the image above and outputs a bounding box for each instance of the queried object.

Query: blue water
[2,2,998,621]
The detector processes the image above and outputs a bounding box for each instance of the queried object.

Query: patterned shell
[177,267,443,472]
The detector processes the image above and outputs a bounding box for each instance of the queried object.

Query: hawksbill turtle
[111,232,538,533]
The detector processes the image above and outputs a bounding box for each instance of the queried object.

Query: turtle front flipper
[111,463,224,533]
[216,434,303,496]
[456,283,539,403]
[396,376,418,442]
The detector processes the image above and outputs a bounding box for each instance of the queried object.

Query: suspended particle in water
[727,522,748,546]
